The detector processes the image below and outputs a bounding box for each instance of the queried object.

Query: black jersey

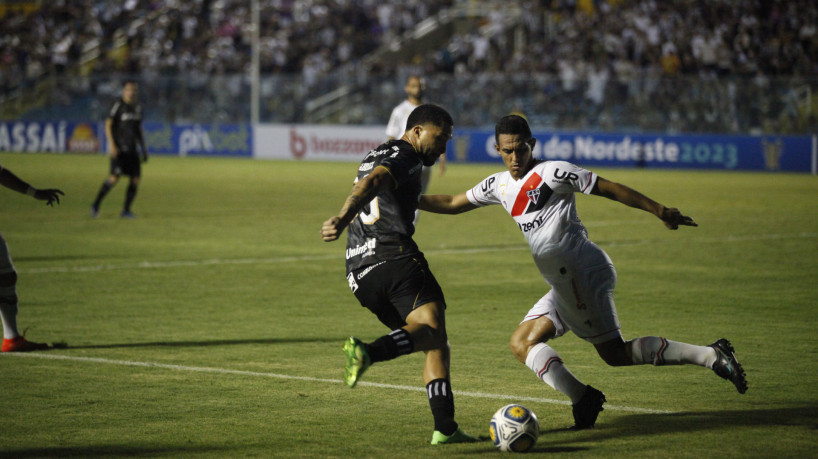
[345,139,424,273]
[108,98,143,154]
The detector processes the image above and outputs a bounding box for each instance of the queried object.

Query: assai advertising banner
[0,121,102,153]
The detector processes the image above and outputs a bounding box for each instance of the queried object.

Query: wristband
[26,187,36,196]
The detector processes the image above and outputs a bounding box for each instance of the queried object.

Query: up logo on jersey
[480,176,496,192]
[552,168,579,183]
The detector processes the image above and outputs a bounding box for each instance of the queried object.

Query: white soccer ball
[489,404,539,452]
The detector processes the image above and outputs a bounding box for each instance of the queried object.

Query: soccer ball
[489,404,539,452]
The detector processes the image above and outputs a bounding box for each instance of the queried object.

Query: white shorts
[523,241,622,344]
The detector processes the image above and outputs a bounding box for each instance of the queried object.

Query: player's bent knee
[0,270,17,288]
[595,340,633,367]
[425,326,448,350]
[508,336,530,363]
[625,336,666,366]
[0,281,18,311]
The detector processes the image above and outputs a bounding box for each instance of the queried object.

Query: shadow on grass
[513,406,818,454]
[547,405,817,445]
[0,445,228,458]
[63,336,345,350]
[611,405,817,431]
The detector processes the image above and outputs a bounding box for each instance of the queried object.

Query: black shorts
[347,256,446,330]
[110,154,141,177]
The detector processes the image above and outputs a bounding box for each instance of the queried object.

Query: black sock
[365,328,413,363]
[124,183,138,212]
[93,181,113,208]
[427,378,458,435]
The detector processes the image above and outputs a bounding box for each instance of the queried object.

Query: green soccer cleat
[430,428,479,445]
[343,336,370,388]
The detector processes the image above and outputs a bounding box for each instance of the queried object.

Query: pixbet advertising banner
[142,123,252,157]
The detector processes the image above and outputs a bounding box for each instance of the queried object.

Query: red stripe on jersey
[582,173,596,193]
[511,173,543,217]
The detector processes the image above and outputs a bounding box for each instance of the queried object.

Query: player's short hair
[406,74,425,87]
[122,79,138,87]
[406,104,453,132]
[495,115,532,143]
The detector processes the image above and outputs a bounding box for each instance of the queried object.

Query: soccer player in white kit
[420,115,747,429]
[386,75,445,224]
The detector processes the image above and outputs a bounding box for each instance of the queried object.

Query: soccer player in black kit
[321,104,477,445]
[91,80,148,218]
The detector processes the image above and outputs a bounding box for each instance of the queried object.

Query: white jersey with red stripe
[466,160,608,279]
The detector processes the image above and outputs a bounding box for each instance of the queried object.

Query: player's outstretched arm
[591,177,696,230]
[0,167,65,206]
[419,192,478,214]
[321,166,396,242]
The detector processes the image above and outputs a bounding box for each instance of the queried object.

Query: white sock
[627,336,717,367]
[0,292,20,339]
[525,343,587,403]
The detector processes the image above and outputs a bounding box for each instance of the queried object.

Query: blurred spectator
[1,0,816,135]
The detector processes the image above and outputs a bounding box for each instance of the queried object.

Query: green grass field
[1,152,816,458]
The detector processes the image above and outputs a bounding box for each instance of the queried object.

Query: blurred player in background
[420,115,747,429]
[322,104,477,445]
[91,80,148,219]
[0,162,63,352]
[385,75,446,225]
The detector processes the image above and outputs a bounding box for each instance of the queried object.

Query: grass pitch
[1,152,816,458]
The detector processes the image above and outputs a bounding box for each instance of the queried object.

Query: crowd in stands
[427,0,818,78]
[404,0,818,132]
[2,0,816,133]
[1,0,453,92]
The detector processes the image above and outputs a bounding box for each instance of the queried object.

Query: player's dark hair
[405,104,453,132]
[495,115,532,143]
[122,79,138,87]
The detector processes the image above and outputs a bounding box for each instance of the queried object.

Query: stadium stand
[1,0,816,133]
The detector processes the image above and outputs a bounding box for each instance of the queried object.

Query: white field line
[16,232,817,275]
[3,352,671,414]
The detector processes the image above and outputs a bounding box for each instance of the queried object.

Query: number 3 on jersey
[359,198,380,224]
[354,176,380,224]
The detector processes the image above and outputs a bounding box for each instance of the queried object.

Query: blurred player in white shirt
[386,75,446,224]
[420,115,747,429]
